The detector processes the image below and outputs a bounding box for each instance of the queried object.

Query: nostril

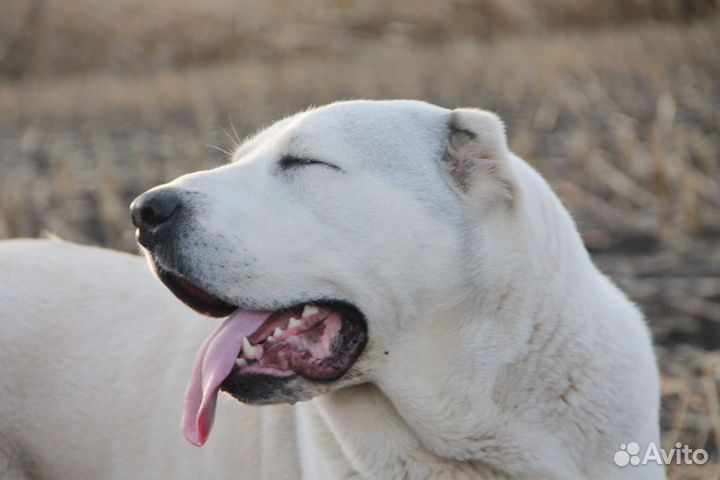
[139,203,179,228]
[130,189,183,232]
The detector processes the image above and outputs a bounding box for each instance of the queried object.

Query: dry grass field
[1,1,719,478]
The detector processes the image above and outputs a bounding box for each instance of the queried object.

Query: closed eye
[279,155,340,171]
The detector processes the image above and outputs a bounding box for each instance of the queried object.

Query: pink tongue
[182,310,270,446]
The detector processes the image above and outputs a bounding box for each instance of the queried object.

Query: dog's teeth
[302,305,319,318]
[266,335,275,342]
[235,358,247,368]
[273,327,284,337]
[242,337,257,359]
[288,317,302,329]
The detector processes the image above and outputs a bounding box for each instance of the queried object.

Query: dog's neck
[313,162,610,480]
[314,286,598,479]
[314,293,592,479]
[313,384,509,479]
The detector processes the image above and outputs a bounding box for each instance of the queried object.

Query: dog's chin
[221,374,323,405]
[220,357,366,405]
[149,257,369,405]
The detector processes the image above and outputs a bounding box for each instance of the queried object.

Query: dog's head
[131,100,520,446]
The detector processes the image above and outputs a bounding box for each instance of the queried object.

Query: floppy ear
[442,108,516,207]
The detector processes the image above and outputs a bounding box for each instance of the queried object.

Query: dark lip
[220,373,302,405]
[309,300,368,380]
[153,261,237,317]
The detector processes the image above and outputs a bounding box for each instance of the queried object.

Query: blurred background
[0,0,719,477]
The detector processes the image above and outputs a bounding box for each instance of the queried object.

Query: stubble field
[1,1,719,477]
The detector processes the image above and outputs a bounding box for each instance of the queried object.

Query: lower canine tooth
[302,305,319,318]
[288,317,302,329]
[235,358,247,368]
[242,337,257,359]
[274,327,284,337]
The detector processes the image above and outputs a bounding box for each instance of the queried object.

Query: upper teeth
[241,337,258,359]
[302,305,319,318]
[239,306,320,356]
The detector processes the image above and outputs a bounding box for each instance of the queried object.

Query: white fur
[0,100,663,479]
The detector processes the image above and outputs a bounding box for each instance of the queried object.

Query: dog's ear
[442,108,516,207]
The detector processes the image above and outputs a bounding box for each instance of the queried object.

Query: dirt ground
[1,1,719,478]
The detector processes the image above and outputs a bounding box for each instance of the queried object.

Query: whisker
[207,144,233,157]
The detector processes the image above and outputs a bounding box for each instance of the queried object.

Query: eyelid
[279,155,340,171]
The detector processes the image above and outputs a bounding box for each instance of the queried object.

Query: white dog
[0,100,663,479]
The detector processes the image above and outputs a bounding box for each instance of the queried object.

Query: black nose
[130,189,182,249]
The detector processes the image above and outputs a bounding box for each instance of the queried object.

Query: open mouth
[225,302,367,381]
[153,264,368,447]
